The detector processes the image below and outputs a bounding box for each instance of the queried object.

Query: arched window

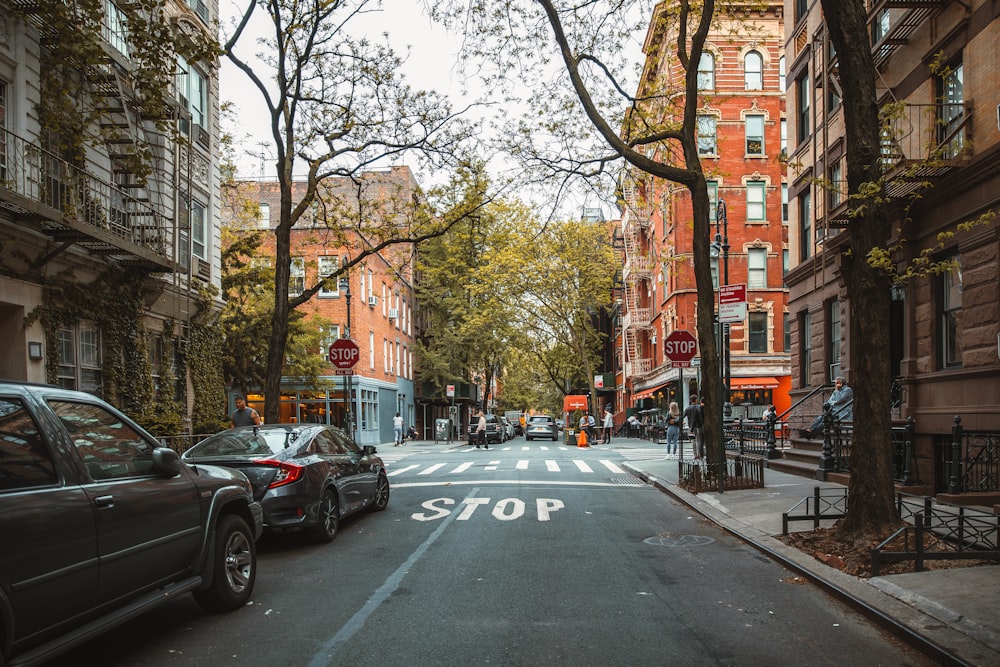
[698,52,715,91]
[744,51,763,90]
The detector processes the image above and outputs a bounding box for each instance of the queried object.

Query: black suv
[0,383,264,666]
[468,414,503,445]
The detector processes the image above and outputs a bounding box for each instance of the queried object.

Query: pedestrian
[803,376,853,438]
[476,410,489,449]
[587,413,597,442]
[602,406,613,444]
[627,414,640,437]
[762,404,777,422]
[393,412,404,446]
[682,395,704,459]
[230,396,261,428]
[406,425,417,441]
[665,401,681,456]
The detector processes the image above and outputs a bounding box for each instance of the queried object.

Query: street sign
[328,338,360,370]
[446,384,455,398]
[719,283,747,324]
[664,330,697,367]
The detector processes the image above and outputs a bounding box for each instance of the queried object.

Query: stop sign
[663,330,697,366]
[328,338,360,369]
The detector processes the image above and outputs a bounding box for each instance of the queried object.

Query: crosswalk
[384,457,628,478]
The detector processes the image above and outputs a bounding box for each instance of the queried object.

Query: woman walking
[665,401,681,457]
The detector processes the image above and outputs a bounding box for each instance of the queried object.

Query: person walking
[476,410,488,449]
[230,396,261,428]
[393,412,404,446]
[602,406,613,444]
[682,395,704,459]
[665,401,681,457]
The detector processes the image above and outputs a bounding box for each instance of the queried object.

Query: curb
[622,462,985,667]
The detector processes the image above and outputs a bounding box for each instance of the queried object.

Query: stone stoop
[766,437,823,479]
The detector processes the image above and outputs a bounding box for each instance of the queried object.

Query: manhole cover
[611,476,645,486]
[643,534,716,547]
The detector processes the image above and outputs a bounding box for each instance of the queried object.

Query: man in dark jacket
[682,395,704,458]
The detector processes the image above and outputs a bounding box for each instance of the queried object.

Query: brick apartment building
[225,167,419,447]
[617,1,790,420]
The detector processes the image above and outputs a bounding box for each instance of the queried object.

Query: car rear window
[188,430,297,458]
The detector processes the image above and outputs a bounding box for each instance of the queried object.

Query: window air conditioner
[388,308,398,320]
[367,295,378,307]
[650,335,657,345]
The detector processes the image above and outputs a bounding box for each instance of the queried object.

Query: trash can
[435,418,449,441]
[565,428,575,445]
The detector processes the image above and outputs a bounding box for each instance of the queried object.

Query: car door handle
[94,495,115,509]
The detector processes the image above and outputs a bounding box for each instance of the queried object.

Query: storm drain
[611,475,646,486]
[643,534,716,547]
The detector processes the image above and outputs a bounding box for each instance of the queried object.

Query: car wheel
[370,472,390,512]
[193,514,256,613]
[309,489,339,543]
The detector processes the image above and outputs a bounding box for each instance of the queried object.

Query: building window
[104,1,130,58]
[783,311,791,352]
[780,118,787,159]
[748,312,768,353]
[871,8,890,43]
[796,74,810,144]
[697,115,717,155]
[369,330,375,368]
[939,62,964,159]
[187,0,209,23]
[779,56,786,92]
[57,322,102,395]
[318,257,340,297]
[321,324,341,349]
[827,299,841,380]
[939,261,962,368]
[829,162,843,209]
[781,183,789,223]
[745,114,764,156]
[782,248,789,277]
[744,51,763,91]
[697,52,715,91]
[0,81,7,181]
[289,257,305,296]
[748,248,767,289]
[799,310,811,386]
[258,203,270,229]
[794,0,807,23]
[707,180,718,222]
[177,56,207,133]
[359,388,378,431]
[798,189,811,261]
[746,182,766,222]
[191,200,206,259]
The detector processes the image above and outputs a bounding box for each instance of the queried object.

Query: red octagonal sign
[664,330,697,366]
[328,338,360,370]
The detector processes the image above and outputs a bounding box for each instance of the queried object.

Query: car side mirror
[363,445,377,457]
[152,447,183,476]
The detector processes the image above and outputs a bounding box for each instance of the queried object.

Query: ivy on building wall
[187,284,229,434]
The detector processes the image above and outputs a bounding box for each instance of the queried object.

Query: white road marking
[387,464,419,477]
[450,462,474,473]
[599,460,626,474]
[516,460,529,470]
[573,460,593,473]
[546,460,560,472]
[418,463,447,475]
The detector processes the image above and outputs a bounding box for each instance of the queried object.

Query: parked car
[0,382,263,667]
[504,411,524,436]
[468,414,503,445]
[182,424,389,543]
[499,416,515,440]
[525,414,559,441]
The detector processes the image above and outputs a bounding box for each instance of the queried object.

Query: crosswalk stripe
[418,463,447,475]
[546,460,560,472]
[516,460,529,470]
[450,462,474,474]
[573,460,593,473]
[600,460,626,474]
[387,464,419,477]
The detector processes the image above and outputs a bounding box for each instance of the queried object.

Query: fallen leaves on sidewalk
[778,525,996,578]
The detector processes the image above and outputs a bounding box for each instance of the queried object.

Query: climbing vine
[186,283,228,434]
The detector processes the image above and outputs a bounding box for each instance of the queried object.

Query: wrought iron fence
[945,417,1000,494]
[781,486,848,535]
[677,455,765,494]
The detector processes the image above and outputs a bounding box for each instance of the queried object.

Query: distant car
[182,424,389,543]
[525,414,559,441]
[469,414,503,445]
[0,382,263,667]
[499,416,515,440]
[504,411,524,436]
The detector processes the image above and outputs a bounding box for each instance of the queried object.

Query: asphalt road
[50,439,935,666]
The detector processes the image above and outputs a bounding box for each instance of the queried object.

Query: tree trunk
[263,174,295,425]
[820,0,898,536]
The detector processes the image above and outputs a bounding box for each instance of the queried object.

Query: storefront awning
[632,383,668,402]
[729,376,779,390]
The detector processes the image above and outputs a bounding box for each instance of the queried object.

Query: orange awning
[563,395,589,411]
[632,383,668,403]
[729,376,779,390]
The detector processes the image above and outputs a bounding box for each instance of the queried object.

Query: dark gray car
[0,382,263,667]
[525,414,559,441]
[182,424,389,543]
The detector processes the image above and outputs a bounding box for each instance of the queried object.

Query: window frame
[697,52,715,91]
[744,51,763,91]
[745,114,765,156]
[697,114,717,156]
[747,248,767,289]
[746,181,766,222]
[748,311,768,353]
[289,257,305,296]
[939,262,962,369]
[318,256,341,298]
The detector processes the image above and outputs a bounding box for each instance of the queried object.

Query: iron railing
[781,487,848,534]
[677,455,765,494]
[946,417,1000,494]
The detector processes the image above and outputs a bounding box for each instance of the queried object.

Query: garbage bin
[565,428,575,445]
[435,418,449,441]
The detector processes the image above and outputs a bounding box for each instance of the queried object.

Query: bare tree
[223,0,480,422]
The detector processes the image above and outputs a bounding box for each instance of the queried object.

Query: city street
[51,439,934,666]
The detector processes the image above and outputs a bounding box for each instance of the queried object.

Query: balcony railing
[0,128,174,271]
[879,102,970,195]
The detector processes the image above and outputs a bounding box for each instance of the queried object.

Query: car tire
[309,489,339,543]
[370,472,390,512]
[193,514,256,613]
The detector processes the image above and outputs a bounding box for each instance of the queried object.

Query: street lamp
[340,257,354,440]
[716,198,731,411]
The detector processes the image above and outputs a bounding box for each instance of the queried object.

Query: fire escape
[619,177,655,380]
[1,1,175,272]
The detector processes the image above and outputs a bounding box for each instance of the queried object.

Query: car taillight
[256,459,305,489]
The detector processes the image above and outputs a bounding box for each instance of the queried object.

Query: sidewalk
[616,438,1000,667]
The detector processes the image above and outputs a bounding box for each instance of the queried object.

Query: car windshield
[187,429,301,458]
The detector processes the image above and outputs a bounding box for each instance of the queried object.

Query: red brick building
[619,2,790,419]
[224,167,419,446]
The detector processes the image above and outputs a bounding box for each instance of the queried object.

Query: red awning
[632,383,668,402]
[729,376,779,390]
